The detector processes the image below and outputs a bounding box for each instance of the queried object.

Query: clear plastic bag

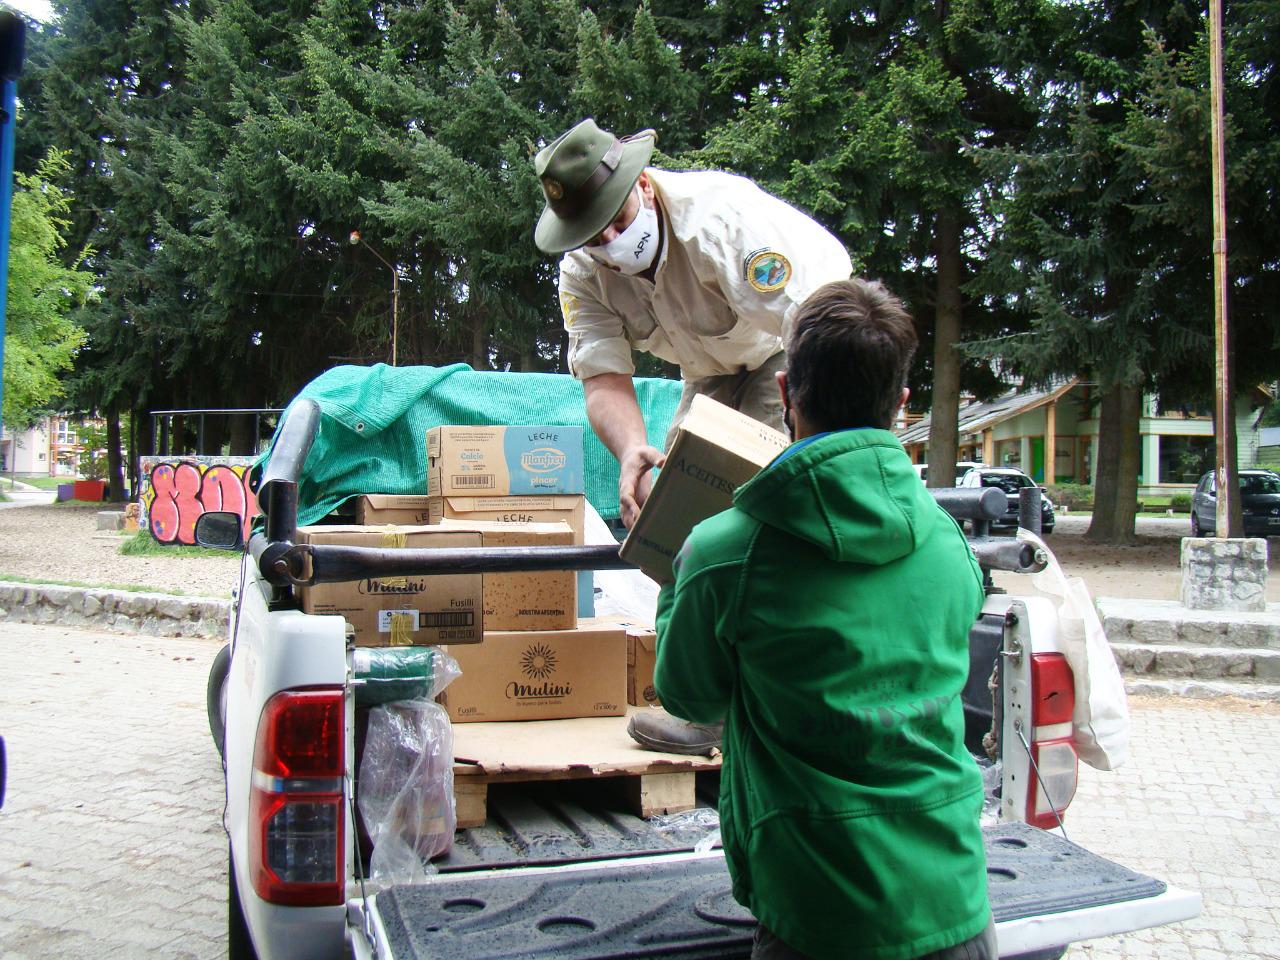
[1019,529,1130,771]
[648,807,721,851]
[358,698,456,885]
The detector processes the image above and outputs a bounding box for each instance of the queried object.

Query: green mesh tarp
[256,363,683,524]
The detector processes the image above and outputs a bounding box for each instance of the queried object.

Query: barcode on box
[422,611,476,628]
[455,474,495,488]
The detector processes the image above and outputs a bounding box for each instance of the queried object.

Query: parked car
[1191,469,1280,537]
[958,467,1056,534]
[913,460,987,485]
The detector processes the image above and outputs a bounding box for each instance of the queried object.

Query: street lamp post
[349,231,400,366]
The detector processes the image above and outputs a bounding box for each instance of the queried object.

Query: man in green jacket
[654,278,994,960]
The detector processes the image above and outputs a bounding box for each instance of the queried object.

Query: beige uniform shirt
[558,169,853,381]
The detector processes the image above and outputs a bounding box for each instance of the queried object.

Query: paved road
[0,624,225,959]
[1,623,1278,958]
[0,483,56,511]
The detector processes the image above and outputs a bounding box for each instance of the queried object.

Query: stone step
[1111,641,1280,682]
[1098,597,1280,650]
[1125,677,1280,701]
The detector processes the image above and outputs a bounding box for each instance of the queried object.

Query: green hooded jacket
[654,429,990,960]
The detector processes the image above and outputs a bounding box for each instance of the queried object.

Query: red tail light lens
[1030,653,1074,726]
[253,689,343,780]
[249,687,344,906]
[1027,653,1078,829]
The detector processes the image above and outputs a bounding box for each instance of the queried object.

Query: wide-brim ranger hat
[534,119,656,255]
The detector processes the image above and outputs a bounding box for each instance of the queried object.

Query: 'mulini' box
[298,525,483,646]
[426,425,584,497]
[440,620,627,722]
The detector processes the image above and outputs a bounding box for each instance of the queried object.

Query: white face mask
[586,190,659,275]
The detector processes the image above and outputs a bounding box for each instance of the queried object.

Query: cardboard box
[298,525,483,646]
[427,425,584,497]
[435,519,576,631]
[440,619,628,722]
[626,624,661,708]
[621,394,789,582]
[428,495,593,619]
[355,495,435,525]
[427,494,586,543]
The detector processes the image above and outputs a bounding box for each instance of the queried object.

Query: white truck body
[219,561,1200,960]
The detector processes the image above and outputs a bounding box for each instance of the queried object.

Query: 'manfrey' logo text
[520,447,566,473]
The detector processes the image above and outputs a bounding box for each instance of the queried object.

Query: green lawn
[118,529,233,558]
[6,476,72,490]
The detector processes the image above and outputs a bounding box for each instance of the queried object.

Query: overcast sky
[3,1,54,23]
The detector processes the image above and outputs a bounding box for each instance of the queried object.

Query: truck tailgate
[352,823,1199,959]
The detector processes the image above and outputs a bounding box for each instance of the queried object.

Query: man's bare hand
[619,445,665,528]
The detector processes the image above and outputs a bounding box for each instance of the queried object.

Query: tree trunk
[1110,382,1142,543]
[1087,386,1121,541]
[1087,382,1141,544]
[127,410,139,498]
[106,405,126,503]
[926,212,963,489]
[203,413,227,457]
[470,312,487,370]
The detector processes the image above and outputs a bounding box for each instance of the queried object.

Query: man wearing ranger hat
[535,118,853,755]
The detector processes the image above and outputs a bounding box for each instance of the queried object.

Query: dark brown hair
[786,278,918,431]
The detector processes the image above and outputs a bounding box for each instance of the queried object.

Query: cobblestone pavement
[1,625,1278,958]
[0,624,225,959]
[1067,696,1280,959]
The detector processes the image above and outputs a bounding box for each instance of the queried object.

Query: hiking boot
[627,709,723,757]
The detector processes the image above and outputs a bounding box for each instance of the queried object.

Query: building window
[1158,435,1213,484]
[56,420,77,445]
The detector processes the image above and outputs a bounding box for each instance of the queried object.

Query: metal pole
[391,269,399,367]
[0,14,24,425]
[1209,0,1231,538]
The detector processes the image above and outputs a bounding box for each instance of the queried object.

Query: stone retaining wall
[0,582,231,639]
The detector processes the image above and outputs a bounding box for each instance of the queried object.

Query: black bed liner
[437,776,723,874]
[374,823,1164,960]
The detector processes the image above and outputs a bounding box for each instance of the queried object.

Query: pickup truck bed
[357,823,1176,960]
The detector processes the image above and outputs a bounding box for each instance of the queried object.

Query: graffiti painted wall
[138,457,260,546]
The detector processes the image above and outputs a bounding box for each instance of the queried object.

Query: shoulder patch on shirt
[559,292,582,329]
[743,249,792,293]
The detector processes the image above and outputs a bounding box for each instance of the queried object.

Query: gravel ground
[0,504,241,599]
[0,504,1276,603]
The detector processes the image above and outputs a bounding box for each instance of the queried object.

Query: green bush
[1047,483,1093,510]
[1170,494,1192,513]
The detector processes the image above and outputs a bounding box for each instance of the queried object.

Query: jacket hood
[733,429,937,566]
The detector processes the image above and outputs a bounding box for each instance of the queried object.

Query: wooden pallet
[451,708,721,828]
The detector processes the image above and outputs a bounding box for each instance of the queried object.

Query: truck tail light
[249,687,344,906]
[1026,653,1078,829]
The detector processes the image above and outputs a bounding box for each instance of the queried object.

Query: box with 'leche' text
[621,394,788,583]
[427,425,584,497]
